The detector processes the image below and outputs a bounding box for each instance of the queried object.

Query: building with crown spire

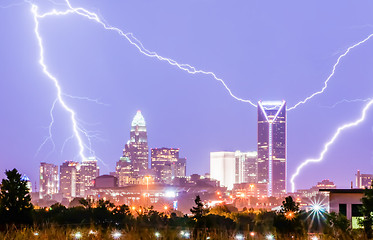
[116,111,149,185]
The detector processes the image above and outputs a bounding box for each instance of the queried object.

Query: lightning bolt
[290,99,373,192]
[322,98,372,108]
[31,4,87,162]
[64,0,258,107]
[287,33,373,111]
[35,98,57,158]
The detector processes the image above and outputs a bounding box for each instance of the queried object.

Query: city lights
[73,231,82,239]
[235,233,245,240]
[180,231,190,239]
[285,211,295,220]
[265,234,275,240]
[111,230,122,239]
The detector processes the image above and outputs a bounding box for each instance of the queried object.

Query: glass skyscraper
[257,100,286,196]
[123,110,149,173]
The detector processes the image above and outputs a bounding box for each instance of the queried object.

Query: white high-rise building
[210,151,258,190]
[210,152,236,190]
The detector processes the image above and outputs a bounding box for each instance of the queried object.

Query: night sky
[1,0,373,191]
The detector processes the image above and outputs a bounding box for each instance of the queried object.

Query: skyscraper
[257,100,287,196]
[151,148,186,184]
[210,151,258,190]
[79,157,99,196]
[39,162,59,199]
[210,152,236,190]
[116,156,133,186]
[60,161,80,198]
[235,151,258,184]
[123,110,149,173]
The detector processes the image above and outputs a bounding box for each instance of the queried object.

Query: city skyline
[1,0,373,192]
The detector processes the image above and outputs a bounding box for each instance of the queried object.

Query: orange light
[285,211,295,220]
[164,206,168,210]
[131,206,136,210]
[216,191,221,195]
[250,232,255,236]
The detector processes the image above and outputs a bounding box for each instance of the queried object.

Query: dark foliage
[0,169,33,226]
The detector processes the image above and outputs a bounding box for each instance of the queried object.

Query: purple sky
[1,0,373,191]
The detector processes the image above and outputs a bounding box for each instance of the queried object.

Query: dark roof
[319,189,364,193]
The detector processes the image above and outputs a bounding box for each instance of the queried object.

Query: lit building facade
[39,162,59,199]
[235,151,258,184]
[151,148,186,184]
[123,110,149,174]
[116,156,133,186]
[79,157,100,196]
[210,152,236,190]
[60,161,80,198]
[257,100,287,196]
[356,170,373,188]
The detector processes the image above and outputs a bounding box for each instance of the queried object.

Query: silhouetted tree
[361,182,373,239]
[324,212,352,239]
[274,196,305,238]
[190,195,208,220]
[0,168,33,226]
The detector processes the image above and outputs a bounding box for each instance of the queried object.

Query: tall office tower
[356,170,373,188]
[116,156,133,186]
[174,157,187,178]
[210,152,236,190]
[60,161,80,198]
[151,148,186,184]
[39,162,59,199]
[123,110,149,174]
[235,151,258,184]
[80,157,100,196]
[257,100,287,196]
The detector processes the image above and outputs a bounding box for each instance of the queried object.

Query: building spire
[131,110,146,127]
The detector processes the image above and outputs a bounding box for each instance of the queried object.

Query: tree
[0,168,33,225]
[190,195,208,220]
[274,196,305,237]
[324,212,352,239]
[280,196,300,214]
[361,182,373,239]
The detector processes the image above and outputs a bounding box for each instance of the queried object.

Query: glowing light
[311,236,319,240]
[305,196,328,229]
[164,205,168,210]
[265,234,275,240]
[291,99,373,192]
[33,232,39,236]
[285,211,295,220]
[111,230,122,239]
[155,232,161,238]
[89,230,97,235]
[73,232,82,239]
[180,231,190,239]
[235,234,245,240]
[287,33,373,111]
[165,191,176,198]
